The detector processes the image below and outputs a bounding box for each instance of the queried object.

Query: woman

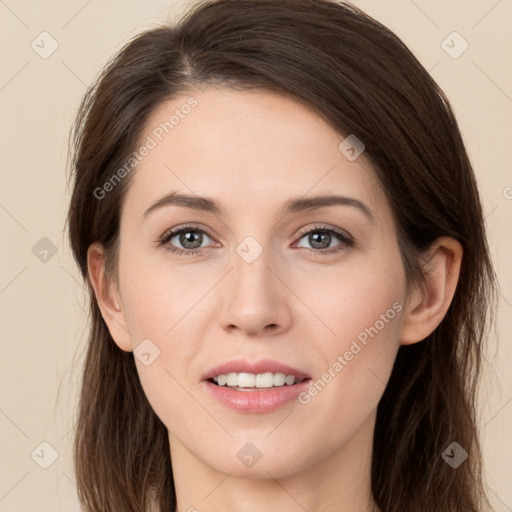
[65,0,497,510]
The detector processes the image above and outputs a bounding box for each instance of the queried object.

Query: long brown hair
[65,1,498,510]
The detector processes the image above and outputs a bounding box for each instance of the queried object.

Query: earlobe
[399,237,463,346]
[86,242,133,352]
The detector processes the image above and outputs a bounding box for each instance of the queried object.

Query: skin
[88,87,462,512]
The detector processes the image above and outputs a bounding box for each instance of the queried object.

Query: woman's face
[112,87,409,478]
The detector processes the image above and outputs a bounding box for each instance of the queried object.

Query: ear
[87,242,133,352]
[400,236,463,345]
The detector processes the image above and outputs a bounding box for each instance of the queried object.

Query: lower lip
[203,379,311,413]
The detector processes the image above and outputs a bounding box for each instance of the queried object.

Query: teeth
[238,372,255,387]
[211,372,301,388]
[226,372,238,386]
[255,372,274,388]
[273,372,286,386]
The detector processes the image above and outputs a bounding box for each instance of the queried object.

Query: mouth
[208,372,309,391]
[201,359,312,412]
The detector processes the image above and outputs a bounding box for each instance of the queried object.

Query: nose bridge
[231,234,276,307]
[218,233,290,335]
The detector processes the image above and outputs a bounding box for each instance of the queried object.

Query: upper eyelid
[161,224,215,241]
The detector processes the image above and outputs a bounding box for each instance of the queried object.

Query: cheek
[298,248,405,355]
[322,276,404,355]
[117,251,212,419]
[293,247,406,417]
[119,269,205,435]
[119,250,210,343]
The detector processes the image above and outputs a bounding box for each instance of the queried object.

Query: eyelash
[157,224,354,257]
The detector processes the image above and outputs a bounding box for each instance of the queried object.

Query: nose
[218,244,292,338]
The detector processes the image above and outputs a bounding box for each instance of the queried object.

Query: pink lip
[201,358,310,381]
[203,379,311,413]
[201,358,312,413]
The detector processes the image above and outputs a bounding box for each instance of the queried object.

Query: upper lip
[201,358,311,381]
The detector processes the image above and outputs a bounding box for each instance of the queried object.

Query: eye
[292,225,354,255]
[158,225,217,256]
[158,223,354,257]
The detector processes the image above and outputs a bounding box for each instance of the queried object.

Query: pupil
[181,230,202,249]
[310,231,330,249]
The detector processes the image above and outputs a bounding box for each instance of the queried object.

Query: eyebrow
[143,191,375,223]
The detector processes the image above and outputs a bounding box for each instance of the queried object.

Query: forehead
[121,87,385,221]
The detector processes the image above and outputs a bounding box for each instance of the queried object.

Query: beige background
[0,0,510,510]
